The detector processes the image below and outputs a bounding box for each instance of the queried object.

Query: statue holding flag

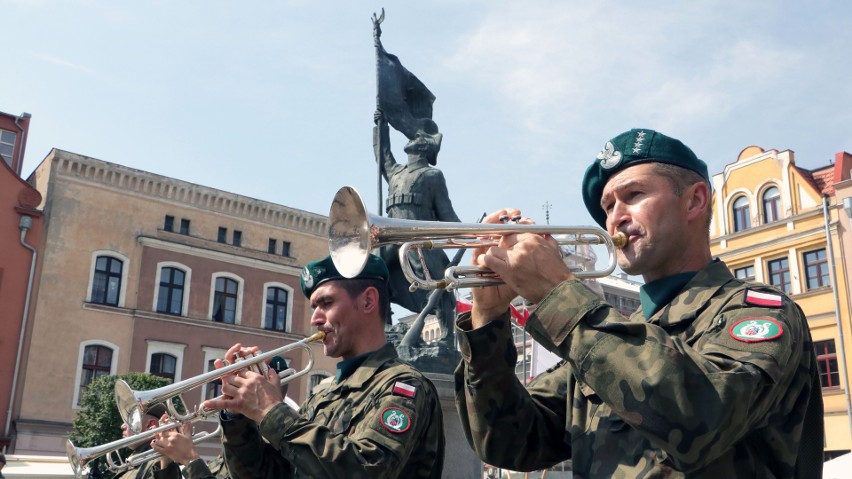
[372,10,460,348]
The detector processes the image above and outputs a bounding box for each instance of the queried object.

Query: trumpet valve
[612,231,628,249]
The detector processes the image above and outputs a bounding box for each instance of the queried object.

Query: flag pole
[372,9,385,217]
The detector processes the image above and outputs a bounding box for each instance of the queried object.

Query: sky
[4,0,852,276]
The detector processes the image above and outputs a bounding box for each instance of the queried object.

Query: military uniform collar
[648,259,732,327]
[330,342,399,391]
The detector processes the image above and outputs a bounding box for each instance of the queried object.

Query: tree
[69,372,175,478]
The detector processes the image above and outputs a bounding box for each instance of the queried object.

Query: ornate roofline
[45,149,328,236]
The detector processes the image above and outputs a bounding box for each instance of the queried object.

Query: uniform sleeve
[527,279,810,472]
[148,460,180,479]
[221,413,293,479]
[256,374,441,478]
[454,311,572,472]
[180,458,214,479]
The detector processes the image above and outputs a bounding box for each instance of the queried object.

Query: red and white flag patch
[392,381,416,398]
[745,289,782,308]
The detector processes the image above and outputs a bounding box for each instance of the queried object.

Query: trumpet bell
[329,185,372,278]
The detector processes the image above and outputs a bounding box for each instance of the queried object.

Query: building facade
[710,145,852,457]
[11,149,335,455]
[0,110,42,452]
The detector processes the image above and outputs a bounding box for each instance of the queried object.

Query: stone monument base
[425,371,482,479]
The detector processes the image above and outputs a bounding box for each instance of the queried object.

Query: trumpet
[115,331,324,433]
[65,422,221,479]
[328,186,626,291]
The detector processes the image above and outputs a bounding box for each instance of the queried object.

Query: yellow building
[710,145,852,458]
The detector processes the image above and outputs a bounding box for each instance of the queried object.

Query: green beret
[300,253,389,298]
[582,128,709,228]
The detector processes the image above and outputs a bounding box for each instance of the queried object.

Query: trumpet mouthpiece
[612,232,628,249]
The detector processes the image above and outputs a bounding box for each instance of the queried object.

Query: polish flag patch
[745,289,783,308]
[392,382,416,398]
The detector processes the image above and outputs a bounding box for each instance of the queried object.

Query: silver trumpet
[65,422,221,479]
[328,186,627,291]
[115,331,324,433]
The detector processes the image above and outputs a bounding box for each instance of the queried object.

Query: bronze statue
[372,11,459,347]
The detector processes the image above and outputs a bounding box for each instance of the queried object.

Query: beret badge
[597,141,623,170]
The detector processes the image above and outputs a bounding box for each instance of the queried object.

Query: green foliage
[68,372,174,478]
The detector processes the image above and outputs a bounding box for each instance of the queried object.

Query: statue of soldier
[373,108,460,346]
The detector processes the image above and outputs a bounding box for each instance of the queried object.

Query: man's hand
[469,209,523,328]
[470,208,574,329]
[152,421,199,467]
[200,343,283,423]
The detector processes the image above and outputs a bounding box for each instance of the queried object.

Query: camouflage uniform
[455,261,824,478]
[222,343,445,478]
[181,455,229,479]
[114,453,180,479]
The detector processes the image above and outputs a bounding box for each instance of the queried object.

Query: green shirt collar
[335,352,371,382]
[640,271,698,319]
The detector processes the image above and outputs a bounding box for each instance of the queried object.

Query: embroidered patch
[392,381,416,398]
[729,317,784,343]
[745,289,783,308]
[380,407,411,433]
[597,141,623,169]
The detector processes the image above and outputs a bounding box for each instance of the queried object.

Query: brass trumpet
[115,332,324,433]
[65,423,220,479]
[328,186,626,291]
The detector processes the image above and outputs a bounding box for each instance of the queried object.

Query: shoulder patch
[392,381,416,398]
[730,317,784,343]
[380,407,412,433]
[744,289,783,308]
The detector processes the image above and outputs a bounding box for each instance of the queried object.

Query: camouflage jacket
[181,455,228,479]
[116,458,180,479]
[222,343,445,479]
[455,260,824,478]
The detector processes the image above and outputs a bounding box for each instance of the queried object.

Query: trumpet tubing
[328,186,626,291]
[115,331,324,433]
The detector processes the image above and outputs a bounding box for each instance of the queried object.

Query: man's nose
[608,202,629,231]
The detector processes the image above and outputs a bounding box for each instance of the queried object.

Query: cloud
[39,54,97,75]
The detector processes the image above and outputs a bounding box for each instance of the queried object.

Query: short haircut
[652,162,714,230]
[338,278,390,321]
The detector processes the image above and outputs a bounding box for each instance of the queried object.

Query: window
[79,345,113,404]
[204,359,223,400]
[268,238,277,254]
[164,215,174,232]
[1,129,16,166]
[735,265,755,281]
[281,241,291,257]
[264,287,290,331]
[232,230,242,247]
[149,353,177,382]
[767,258,791,294]
[762,186,781,224]
[92,256,123,306]
[157,267,186,315]
[212,277,238,323]
[180,218,190,235]
[218,227,227,243]
[815,340,840,389]
[803,249,829,290]
[732,196,750,232]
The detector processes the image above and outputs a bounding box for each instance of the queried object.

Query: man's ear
[685,182,711,222]
[361,287,379,315]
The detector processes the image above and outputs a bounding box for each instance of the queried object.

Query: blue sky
[4,0,852,242]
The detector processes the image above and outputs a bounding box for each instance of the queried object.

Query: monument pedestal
[425,370,482,479]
